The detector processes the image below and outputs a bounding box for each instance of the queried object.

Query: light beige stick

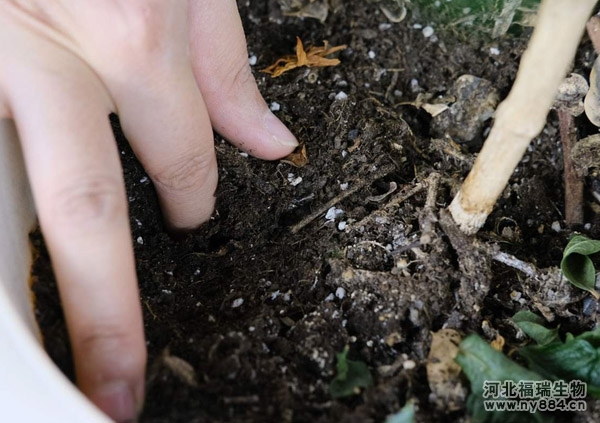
[449,0,597,235]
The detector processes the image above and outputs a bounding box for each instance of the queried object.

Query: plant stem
[558,109,584,226]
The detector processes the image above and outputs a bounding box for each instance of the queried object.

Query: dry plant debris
[262,37,347,78]
[162,349,198,388]
[377,0,407,23]
[426,329,467,411]
[554,73,589,226]
[281,144,308,167]
[277,0,329,22]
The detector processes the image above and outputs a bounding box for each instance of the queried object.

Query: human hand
[0,1,298,421]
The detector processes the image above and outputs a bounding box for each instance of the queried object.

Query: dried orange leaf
[262,37,347,78]
[281,144,308,167]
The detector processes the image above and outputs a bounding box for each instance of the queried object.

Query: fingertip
[223,109,299,161]
[262,110,299,158]
[80,338,146,422]
[89,380,143,423]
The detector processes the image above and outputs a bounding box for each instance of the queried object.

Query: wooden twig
[489,250,538,278]
[351,179,428,230]
[290,164,396,234]
[558,109,584,226]
[420,173,441,245]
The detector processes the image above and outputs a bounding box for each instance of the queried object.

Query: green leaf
[456,334,549,423]
[330,347,373,398]
[519,334,600,397]
[561,235,600,299]
[384,402,415,423]
[512,311,560,346]
[572,327,600,348]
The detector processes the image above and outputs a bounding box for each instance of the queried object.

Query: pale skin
[0,1,299,422]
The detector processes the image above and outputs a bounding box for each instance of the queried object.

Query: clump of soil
[31,1,600,422]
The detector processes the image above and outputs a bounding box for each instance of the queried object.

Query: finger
[113,63,218,230]
[0,89,9,119]
[189,0,299,160]
[90,1,218,230]
[7,54,145,423]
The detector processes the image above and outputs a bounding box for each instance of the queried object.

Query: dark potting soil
[30,1,600,422]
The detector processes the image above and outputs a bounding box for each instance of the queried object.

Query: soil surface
[31,1,600,422]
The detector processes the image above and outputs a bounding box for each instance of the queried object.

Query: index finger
[5,41,146,423]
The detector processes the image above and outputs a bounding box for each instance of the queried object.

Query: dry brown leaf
[162,349,198,388]
[281,144,308,167]
[426,329,467,411]
[262,37,347,78]
[490,334,505,352]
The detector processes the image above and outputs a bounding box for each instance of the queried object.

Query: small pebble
[379,23,392,31]
[324,293,335,302]
[269,102,281,112]
[422,26,434,38]
[551,221,561,233]
[325,207,344,221]
[340,182,349,191]
[410,78,420,92]
[347,129,359,140]
[583,297,597,316]
[287,173,303,186]
[232,298,244,308]
[136,236,144,245]
[338,221,347,231]
[413,23,423,29]
[368,50,376,59]
[239,152,249,158]
[335,91,348,101]
[366,340,374,348]
[335,287,346,299]
[139,176,148,184]
[510,291,522,301]
[585,223,592,231]
[248,55,257,66]
[403,360,416,370]
[490,47,500,55]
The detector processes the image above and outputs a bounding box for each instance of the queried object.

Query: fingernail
[264,111,299,148]
[90,381,138,423]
